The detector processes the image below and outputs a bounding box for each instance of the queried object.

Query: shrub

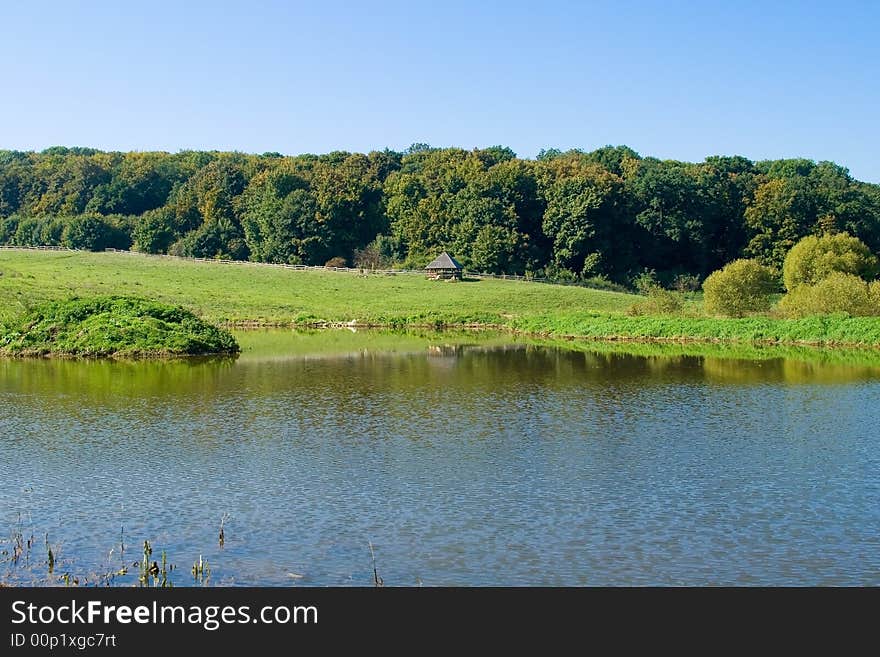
[324,257,347,268]
[226,237,249,261]
[39,218,65,246]
[632,269,659,295]
[62,215,129,251]
[580,275,630,293]
[133,208,176,254]
[777,272,880,318]
[168,223,220,258]
[353,244,388,269]
[782,233,878,291]
[12,216,64,246]
[580,252,602,277]
[167,237,188,257]
[167,220,247,261]
[672,274,701,293]
[872,281,880,308]
[627,287,685,316]
[703,259,775,317]
[0,215,20,244]
[543,265,578,284]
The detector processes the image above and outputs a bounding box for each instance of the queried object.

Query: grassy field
[0,250,635,325]
[1,249,880,347]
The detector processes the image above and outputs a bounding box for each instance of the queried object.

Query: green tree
[584,145,640,177]
[237,165,319,263]
[538,156,625,277]
[309,153,386,261]
[385,148,538,273]
[469,224,520,273]
[86,152,182,216]
[626,157,751,278]
[3,145,880,285]
[744,177,817,268]
[0,151,27,217]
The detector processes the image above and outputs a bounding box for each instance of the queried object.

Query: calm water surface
[1,331,879,585]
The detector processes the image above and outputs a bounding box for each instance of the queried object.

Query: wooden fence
[0,245,73,251]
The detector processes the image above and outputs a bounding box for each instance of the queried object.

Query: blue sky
[1,0,877,181]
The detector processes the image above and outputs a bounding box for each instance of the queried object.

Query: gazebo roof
[425,252,463,270]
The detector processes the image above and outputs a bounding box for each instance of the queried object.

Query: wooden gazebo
[425,252,463,280]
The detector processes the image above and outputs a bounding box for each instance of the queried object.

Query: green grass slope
[0,250,636,325]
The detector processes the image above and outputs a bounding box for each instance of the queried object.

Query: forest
[1,144,878,289]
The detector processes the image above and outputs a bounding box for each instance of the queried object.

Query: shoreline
[220,319,880,351]
[6,327,880,361]
[3,250,880,355]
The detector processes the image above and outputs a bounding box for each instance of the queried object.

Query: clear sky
[1,0,877,181]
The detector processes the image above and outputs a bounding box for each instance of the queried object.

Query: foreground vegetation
[512,313,880,347]
[1,250,879,348]
[0,295,239,357]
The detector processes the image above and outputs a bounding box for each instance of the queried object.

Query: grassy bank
[0,296,239,357]
[1,249,879,348]
[512,312,880,347]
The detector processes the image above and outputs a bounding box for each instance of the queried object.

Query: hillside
[0,249,637,326]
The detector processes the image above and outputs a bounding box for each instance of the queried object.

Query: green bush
[627,286,685,316]
[632,269,659,295]
[782,233,878,291]
[62,215,129,251]
[0,215,20,244]
[672,274,701,292]
[703,259,775,317]
[581,275,630,294]
[12,216,64,246]
[133,208,176,254]
[777,272,880,318]
[168,224,220,258]
[543,265,578,284]
[167,221,247,261]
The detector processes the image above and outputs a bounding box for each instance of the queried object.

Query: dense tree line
[1,145,878,287]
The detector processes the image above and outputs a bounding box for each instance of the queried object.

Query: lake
[1,330,879,586]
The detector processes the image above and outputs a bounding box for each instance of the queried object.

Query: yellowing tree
[782,232,878,291]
